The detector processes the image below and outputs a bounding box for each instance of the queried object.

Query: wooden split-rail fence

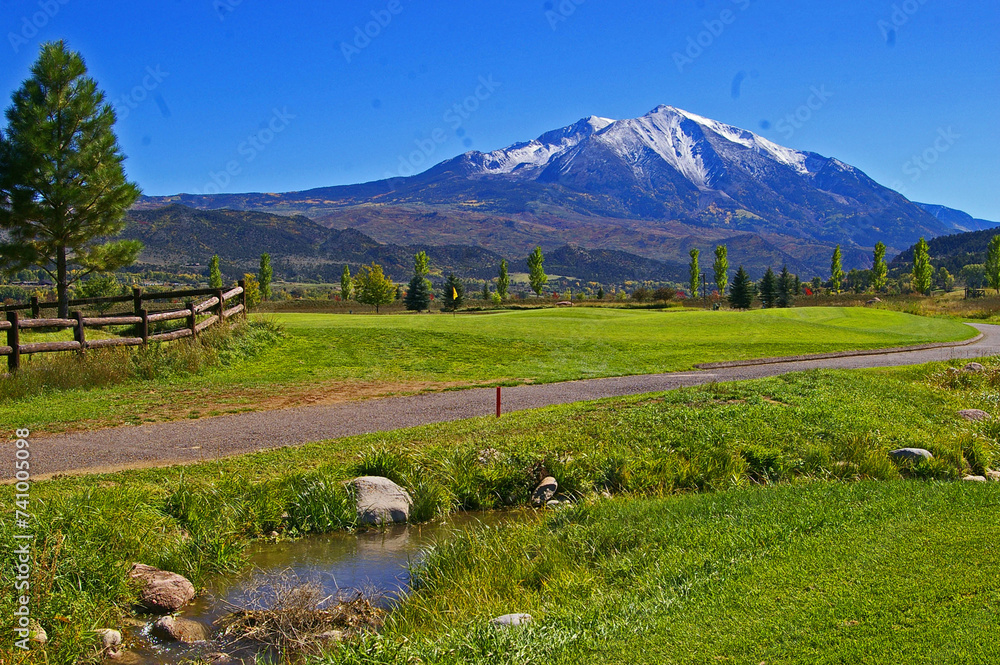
[1,280,246,372]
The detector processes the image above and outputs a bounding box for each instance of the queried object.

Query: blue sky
[2,0,998,219]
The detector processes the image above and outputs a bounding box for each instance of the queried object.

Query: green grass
[3,357,999,663]
[0,307,975,433]
[325,481,1000,664]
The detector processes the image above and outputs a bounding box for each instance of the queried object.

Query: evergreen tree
[986,236,1000,293]
[258,253,272,301]
[776,265,794,308]
[689,248,700,297]
[354,262,395,313]
[527,246,547,296]
[340,265,352,300]
[443,273,464,311]
[496,259,510,300]
[811,276,822,292]
[403,274,431,311]
[712,245,728,296]
[597,286,604,300]
[830,245,845,292]
[728,266,754,309]
[872,241,888,293]
[911,237,933,295]
[0,41,142,318]
[481,281,489,300]
[758,267,778,308]
[209,255,222,288]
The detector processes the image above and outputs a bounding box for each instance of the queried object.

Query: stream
[123,511,520,664]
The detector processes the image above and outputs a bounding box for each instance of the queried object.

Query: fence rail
[3,281,246,372]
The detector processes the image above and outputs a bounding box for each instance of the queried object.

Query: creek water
[124,511,520,664]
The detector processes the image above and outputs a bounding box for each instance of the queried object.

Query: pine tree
[0,41,142,318]
[728,266,754,309]
[443,273,465,311]
[340,265,352,300]
[713,245,728,295]
[871,242,888,293]
[258,253,272,301]
[758,267,778,308]
[481,281,489,300]
[776,265,794,308]
[689,248,700,298]
[209,255,222,288]
[911,237,933,295]
[527,246,547,296]
[986,236,1000,293]
[496,259,509,300]
[597,286,604,300]
[830,245,845,293]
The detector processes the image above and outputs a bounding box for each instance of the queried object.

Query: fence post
[187,301,197,339]
[140,308,149,344]
[30,296,39,319]
[7,311,19,373]
[215,288,226,320]
[73,311,86,355]
[238,279,247,318]
[132,286,144,338]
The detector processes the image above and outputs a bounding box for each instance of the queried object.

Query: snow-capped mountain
[140,105,965,276]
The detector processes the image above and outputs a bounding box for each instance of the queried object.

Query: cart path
[15,323,1000,480]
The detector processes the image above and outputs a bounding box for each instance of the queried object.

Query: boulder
[958,409,990,422]
[92,628,122,654]
[888,448,933,463]
[987,470,1000,482]
[963,362,986,373]
[151,616,209,643]
[962,475,987,483]
[351,476,412,524]
[531,477,558,507]
[490,613,533,627]
[865,298,882,305]
[28,621,47,646]
[128,563,196,613]
[555,301,574,307]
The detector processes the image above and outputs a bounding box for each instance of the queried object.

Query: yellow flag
[452,287,458,299]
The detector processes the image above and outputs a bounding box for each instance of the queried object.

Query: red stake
[496,386,501,418]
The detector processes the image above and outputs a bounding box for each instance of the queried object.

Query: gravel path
[15,323,1000,480]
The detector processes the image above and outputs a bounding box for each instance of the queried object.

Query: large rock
[962,475,987,483]
[151,616,209,643]
[351,476,412,524]
[28,621,47,646]
[888,448,933,463]
[963,362,986,373]
[958,409,990,422]
[490,613,533,627]
[92,628,122,655]
[987,470,1000,482]
[127,563,196,613]
[531,477,558,507]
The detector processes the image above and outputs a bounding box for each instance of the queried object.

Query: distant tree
[652,286,677,302]
[496,258,510,300]
[481,281,489,301]
[414,251,429,278]
[0,41,142,318]
[632,287,651,302]
[242,273,261,309]
[354,262,395,313]
[830,245,845,293]
[846,268,871,294]
[209,255,222,288]
[712,245,728,296]
[490,291,502,306]
[811,276,822,292]
[986,236,1000,293]
[404,273,431,311]
[76,273,121,313]
[729,266,754,309]
[258,253,272,301]
[872,242,888,293]
[776,266,794,308]
[340,264,353,300]
[527,246,547,296]
[689,248,700,298]
[936,266,955,292]
[442,273,465,311]
[793,274,801,295]
[960,264,987,289]
[911,237,933,295]
[597,286,604,300]
[758,267,778,308]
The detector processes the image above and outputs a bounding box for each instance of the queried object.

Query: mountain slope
[137,105,961,276]
[915,203,999,233]
[889,226,1000,276]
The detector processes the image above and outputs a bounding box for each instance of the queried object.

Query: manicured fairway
[3,307,975,433]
